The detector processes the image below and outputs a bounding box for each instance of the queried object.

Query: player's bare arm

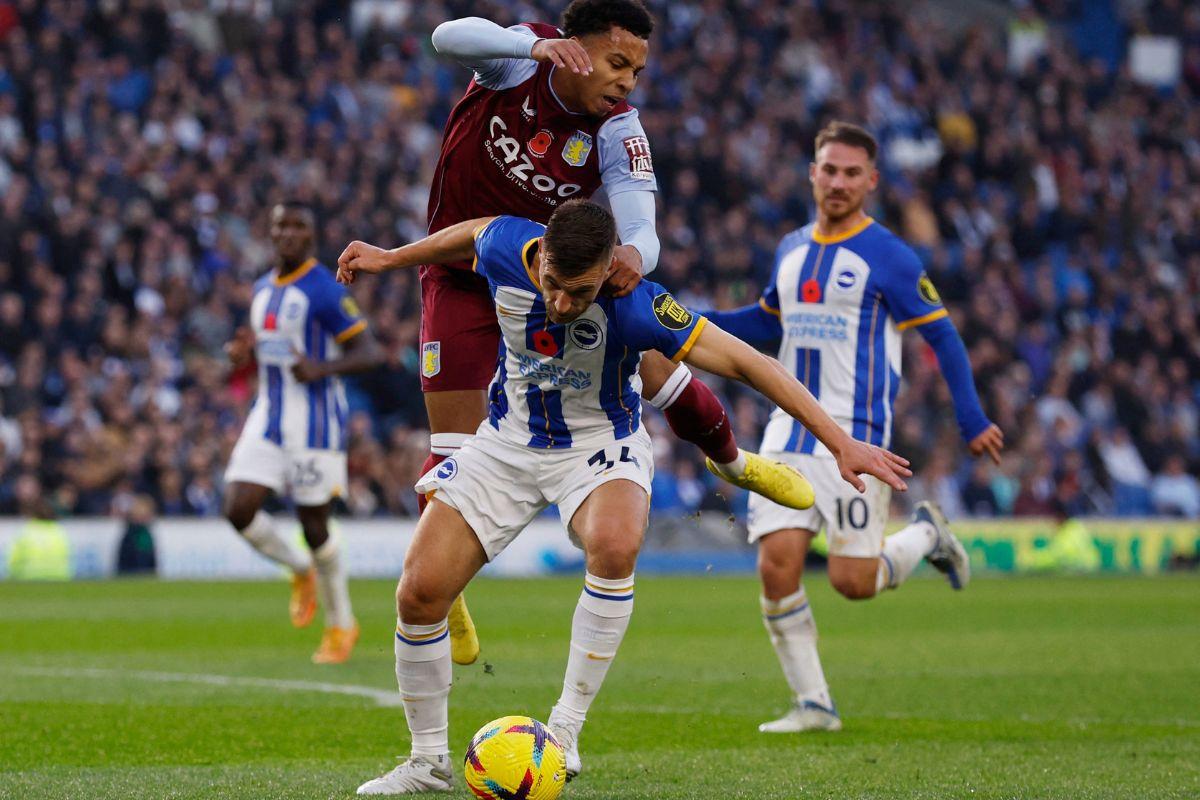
[290,329,384,384]
[605,244,642,296]
[682,322,911,493]
[224,325,255,367]
[336,217,499,284]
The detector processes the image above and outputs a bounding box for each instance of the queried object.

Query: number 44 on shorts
[587,446,640,474]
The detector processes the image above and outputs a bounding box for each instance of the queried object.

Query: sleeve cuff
[334,319,367,343]
[670,316,708,363]
[896,307,948,331]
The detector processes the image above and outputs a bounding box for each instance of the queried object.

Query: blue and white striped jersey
[472,216,706,449]
[759,218,948,456]
[244,259,367,451]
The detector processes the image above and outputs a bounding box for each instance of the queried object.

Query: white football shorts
[224,431,347,506]
[746,451,891,558]
[416,423,654,561]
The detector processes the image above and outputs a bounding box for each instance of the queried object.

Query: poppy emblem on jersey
[802,279,823,303]
[532,330,560,357]
[568,318,603,350]
[918,272,942,305]
[528,129,554,158]
[652,293,693,331]
[422,341,441,378]
[435,458,458,481]
[562,131,594,167]
[835,270,857,291]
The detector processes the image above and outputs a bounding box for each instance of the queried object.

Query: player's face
[574,27,648,117]
[269,206,314,265]
[539,250,611,324]
[810,143,879,222]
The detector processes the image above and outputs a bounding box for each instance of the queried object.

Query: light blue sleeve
[596,110,659,196]
[431,18,539,90]
[607,189,660,274]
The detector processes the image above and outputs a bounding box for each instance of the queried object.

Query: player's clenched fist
[531,37,592,74]
[336,240,392,285]
[834,439,911,494]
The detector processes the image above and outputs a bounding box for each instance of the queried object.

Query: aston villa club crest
[562,131,593,167]
[528,129,553,158]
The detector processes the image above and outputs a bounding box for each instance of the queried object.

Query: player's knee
[585,530,642,579]
[396,577,450,625]
[223,496,256,532]
[830,572,876,601]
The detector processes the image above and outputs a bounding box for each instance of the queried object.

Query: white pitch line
[10,665,403,707]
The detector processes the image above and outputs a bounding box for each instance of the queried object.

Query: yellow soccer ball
[464,715,566,800]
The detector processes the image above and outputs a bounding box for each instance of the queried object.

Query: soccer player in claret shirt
[337,199,911,793]
[704,122,1005,733]
[414,0,812,665]
[222,203,383,664]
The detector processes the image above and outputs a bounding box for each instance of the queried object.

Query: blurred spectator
[5,474,70,580]
[1150,455,1200,518]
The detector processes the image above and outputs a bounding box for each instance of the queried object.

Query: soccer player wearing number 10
[704,122,1006,733]
[338,200,911,794]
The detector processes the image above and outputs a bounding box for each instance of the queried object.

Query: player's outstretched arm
[683,322,911,493]
[432,18,592,75]
[336,217,498,285]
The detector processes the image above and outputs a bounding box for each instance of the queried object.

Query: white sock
[761,588,832,708]
[313,533,354,629]
[645,363,692,410]
[238,510,312,573]
[429,432,471,457]
[552,572,635,724]
[395,618,452,758]
[710,450,748,477]
[876,521,937,592]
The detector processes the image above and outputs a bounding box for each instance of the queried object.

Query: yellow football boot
[448,594,480,665]
[312,623,360,664]
[705,449,815,510]
[289,568,318,628]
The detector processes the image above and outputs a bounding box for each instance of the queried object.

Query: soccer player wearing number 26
[704,122,1006,733]
[338,200,911,794]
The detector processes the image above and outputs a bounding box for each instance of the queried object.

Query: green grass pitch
[2,574,1197,799]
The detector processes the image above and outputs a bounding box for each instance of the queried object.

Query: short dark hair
[562,0,654,40]
[814,121,878,162]
[542,199,617,278]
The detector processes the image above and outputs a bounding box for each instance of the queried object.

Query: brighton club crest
[561,131,593,167]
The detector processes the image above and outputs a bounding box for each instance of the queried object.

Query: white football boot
[546,709,583,781]
[915,501,970,589]
[356,755,453,795]
[758,699,843,733]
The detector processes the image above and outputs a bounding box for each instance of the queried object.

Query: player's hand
[337,240,393,285]
[290,353,327,384]
[224,326,254,367]
[531,38,592,74]
[603,245,643,297]
[968,423,1005,465]
[833,438,911,493]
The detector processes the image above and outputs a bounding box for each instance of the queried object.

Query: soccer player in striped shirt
[222,203,382,664]
[705,122,1005,732]
[338,199,911,793]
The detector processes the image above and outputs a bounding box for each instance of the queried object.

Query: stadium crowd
[0,0,1197,521]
